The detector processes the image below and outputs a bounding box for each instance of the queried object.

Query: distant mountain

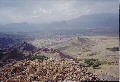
[70,13,118,27]
[0,13,119,36]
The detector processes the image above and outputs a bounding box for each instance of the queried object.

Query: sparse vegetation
[106,47,119,51]
[27,56,48,61]
[84,59,101,68]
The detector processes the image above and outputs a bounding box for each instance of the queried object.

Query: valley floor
[30,35,119,81]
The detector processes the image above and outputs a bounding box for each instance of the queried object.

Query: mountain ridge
[0,13,118,36]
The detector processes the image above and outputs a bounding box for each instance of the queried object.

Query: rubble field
[0,58,100,82]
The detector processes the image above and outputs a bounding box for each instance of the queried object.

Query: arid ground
[30,35,119,81]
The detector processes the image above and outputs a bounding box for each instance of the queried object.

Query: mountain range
[0,13,119,36]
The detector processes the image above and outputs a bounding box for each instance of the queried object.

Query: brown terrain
[0,35,119,81]
[30,36,119,81]
[0,59,100,81]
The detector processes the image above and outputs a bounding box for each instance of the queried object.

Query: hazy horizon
[0,0,119,35]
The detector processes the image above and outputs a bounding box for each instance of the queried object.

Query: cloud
[0,0,119,24]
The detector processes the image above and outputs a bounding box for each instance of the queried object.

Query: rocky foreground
[0,58,100,82]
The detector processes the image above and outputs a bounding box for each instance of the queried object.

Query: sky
[0,0,119,25]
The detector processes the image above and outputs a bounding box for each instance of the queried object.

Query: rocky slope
[0,33,34,49]
[0,42,37,66]
[0,58,100,81]
[0,41,77,67]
